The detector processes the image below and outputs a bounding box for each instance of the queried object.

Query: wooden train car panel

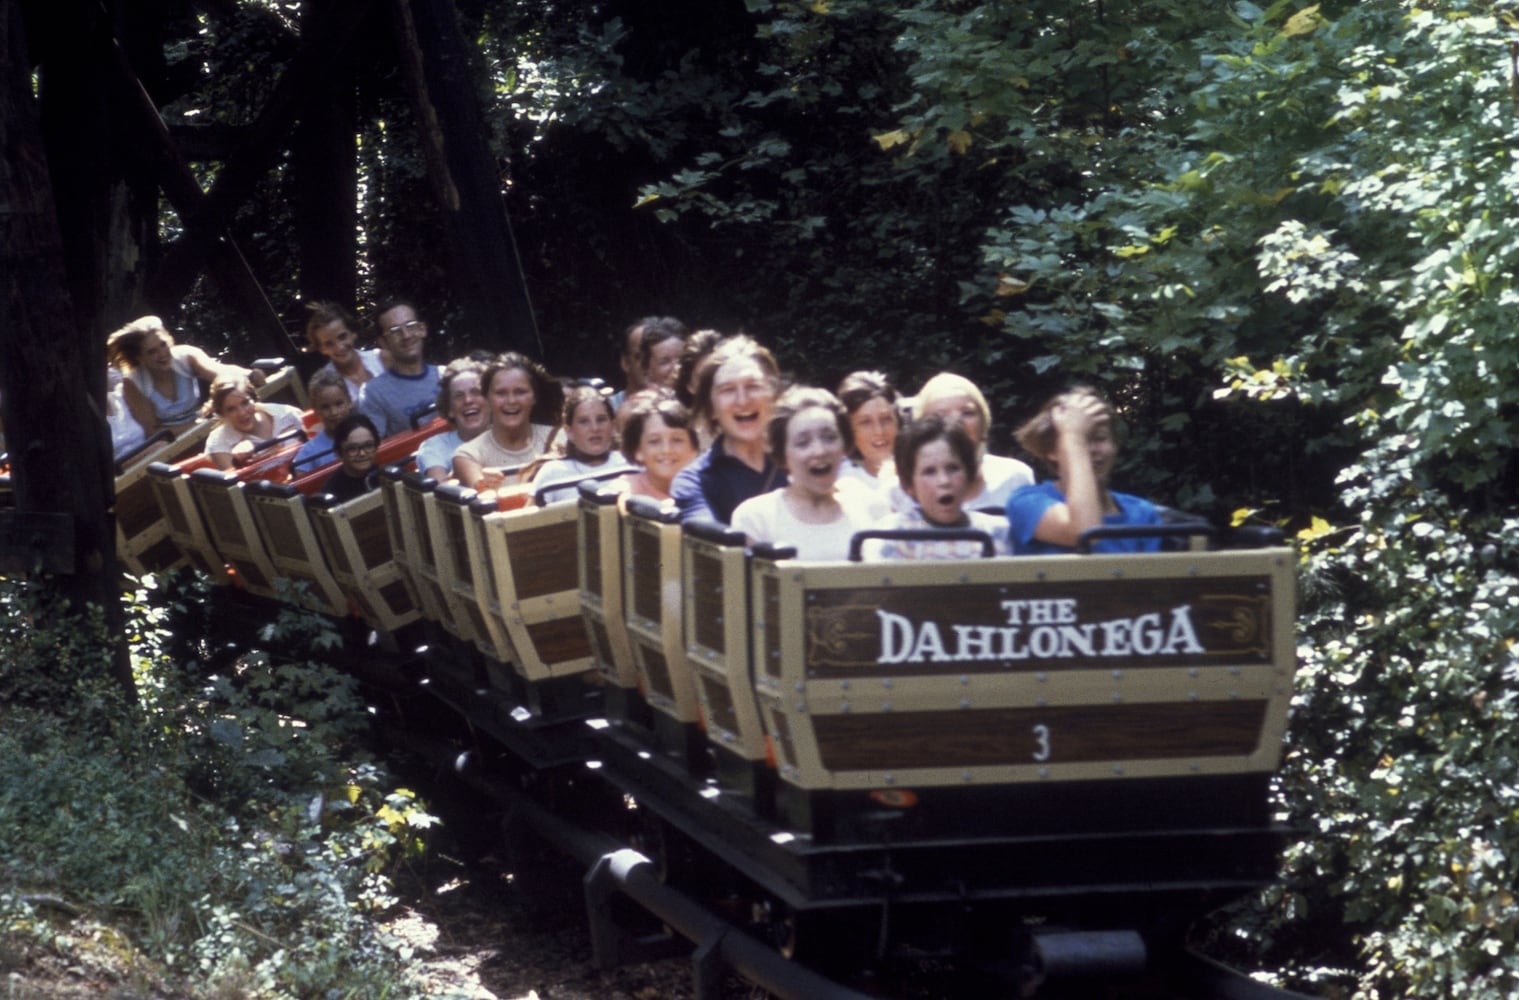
[482,497,594,682]
[378,467,424,615]
[394,475,454,628]
[146,457,226,582]
[622,498,700,725]
[432,485,501,655]
[189,467,282,596]
[682,523,769,768]
[252,364,308,411]
[306,490,419,633]
[469,494,524,670]
[115,419,215,577]
[577,484,638,692]
[750,546,1295,791]
[245,481,350,615]
[408,477,479,645]
[183,436,314,597]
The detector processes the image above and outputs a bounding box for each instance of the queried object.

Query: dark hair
[435,356,489,422]
[1013,385,1119,468]
[619,389,698,458]
[637,321,688,374]
[623,315,686,362]
[373,296,421,330]
[836,370,899,459]
[483,352,562,425]
[675,329,723,408]
[333,412,380,450]
[837,370,898,414]
[562,384,615,426]
[303,301,362,347]
[765,386,851,463]
[691,335,783,434]
[894,414,979,493]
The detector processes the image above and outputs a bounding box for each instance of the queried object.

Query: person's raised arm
[1030,394,1107,549]
[179,344,265,389]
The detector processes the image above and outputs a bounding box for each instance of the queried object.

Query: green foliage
[104,2,1519,991]
[968,1,1519,994]
[0,579,118,707]
[1270,446,1519,996]
[0,577,439,998]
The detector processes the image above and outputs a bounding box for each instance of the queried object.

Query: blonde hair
[912,373,991,437]
[106,316,173,370]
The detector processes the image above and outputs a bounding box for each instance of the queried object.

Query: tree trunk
[391,0,541,357]
[293,3,358,310]
[2,0,133,697]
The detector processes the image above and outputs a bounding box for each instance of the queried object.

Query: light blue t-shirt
[291,429,337,475]
[358,365,441,438]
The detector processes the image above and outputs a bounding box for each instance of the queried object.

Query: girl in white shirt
[731,387,887,561]
[532,386,627,503]
[204,376,305,470]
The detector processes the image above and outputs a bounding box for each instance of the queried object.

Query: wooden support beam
[138,0,372,354]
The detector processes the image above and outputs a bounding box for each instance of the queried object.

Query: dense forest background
[6,0,1519,995]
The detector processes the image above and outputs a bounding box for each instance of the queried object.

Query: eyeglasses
[385,319,425,338]
[341,440,378,456]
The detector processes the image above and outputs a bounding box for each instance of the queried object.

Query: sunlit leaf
[995,274,1030,297]
[1297,515,1333,541]
[1281,5,1324,37]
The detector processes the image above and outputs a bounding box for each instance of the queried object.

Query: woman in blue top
[671,336,788,524]
[1006,387,1160,555]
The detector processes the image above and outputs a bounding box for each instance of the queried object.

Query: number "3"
[1032,724,1051,762]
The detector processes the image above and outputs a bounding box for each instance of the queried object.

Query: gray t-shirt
[358,365,440,438]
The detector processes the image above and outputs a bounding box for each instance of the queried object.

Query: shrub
[0,575,439,998]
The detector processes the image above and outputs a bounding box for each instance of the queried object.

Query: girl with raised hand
[729,386,887,561]
[1006,386,1161,554]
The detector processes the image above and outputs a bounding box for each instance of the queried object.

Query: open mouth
[808,462,834,478]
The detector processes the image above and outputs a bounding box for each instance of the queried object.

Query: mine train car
[115,416,1298,984]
